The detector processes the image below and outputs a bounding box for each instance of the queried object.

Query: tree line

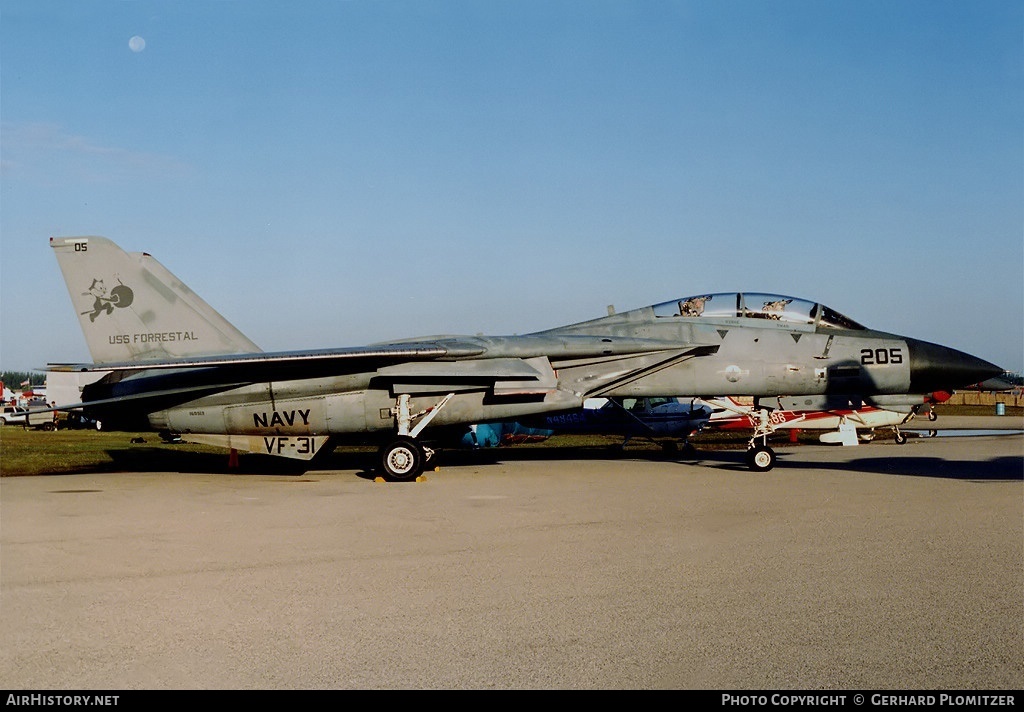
[0,371,46,389]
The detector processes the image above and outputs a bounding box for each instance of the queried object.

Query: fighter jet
[47,236,1002,478]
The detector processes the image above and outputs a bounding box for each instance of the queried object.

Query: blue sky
[2,0,1021,375]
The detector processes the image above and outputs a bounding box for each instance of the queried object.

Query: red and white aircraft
[699,393,949,445]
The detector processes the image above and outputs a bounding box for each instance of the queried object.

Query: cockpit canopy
[653,292,865,330]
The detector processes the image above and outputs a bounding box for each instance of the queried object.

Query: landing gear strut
[745,406,777,472]
[377,393,453,481]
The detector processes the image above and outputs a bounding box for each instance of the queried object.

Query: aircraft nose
[906,338,1003,393]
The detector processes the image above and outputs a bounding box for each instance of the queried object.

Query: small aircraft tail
[51,236,261,364]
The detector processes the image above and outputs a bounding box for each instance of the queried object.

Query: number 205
[860,347,903,365]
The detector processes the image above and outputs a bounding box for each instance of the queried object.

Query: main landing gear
[379,435,430,481]
[377,393,454,481]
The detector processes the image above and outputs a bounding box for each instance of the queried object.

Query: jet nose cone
[907,339,1003,393]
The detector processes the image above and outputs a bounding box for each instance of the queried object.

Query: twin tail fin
[50,236,261,365]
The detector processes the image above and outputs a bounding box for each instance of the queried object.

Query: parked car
[0,405,29,425]
[1,405,57,430]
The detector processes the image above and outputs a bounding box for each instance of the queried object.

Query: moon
[129,36,146,52]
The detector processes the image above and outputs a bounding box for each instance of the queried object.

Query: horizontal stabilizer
[43,382,249,412]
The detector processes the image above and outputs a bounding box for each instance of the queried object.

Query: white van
[1,405,30,425]
[1,405,57,430]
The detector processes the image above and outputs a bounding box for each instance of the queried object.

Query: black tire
[927,411,938,422]
[378,436,425,481]
[746,444,776,472]
[894,431,907,444]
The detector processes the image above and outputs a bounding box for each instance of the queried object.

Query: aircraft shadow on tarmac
[414,439,1023,482]
[93,438,1023,483]
[746,451,1023,481]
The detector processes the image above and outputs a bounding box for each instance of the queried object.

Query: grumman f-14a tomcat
[47,236,1002,478]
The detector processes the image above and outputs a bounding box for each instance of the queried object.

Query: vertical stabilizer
[51,236,261,364]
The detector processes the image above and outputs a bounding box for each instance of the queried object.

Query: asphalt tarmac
[2,432,1021,690]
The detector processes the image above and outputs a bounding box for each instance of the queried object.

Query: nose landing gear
[746,440,777,472]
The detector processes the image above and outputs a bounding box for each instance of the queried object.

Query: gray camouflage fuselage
[144,309,958,440]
